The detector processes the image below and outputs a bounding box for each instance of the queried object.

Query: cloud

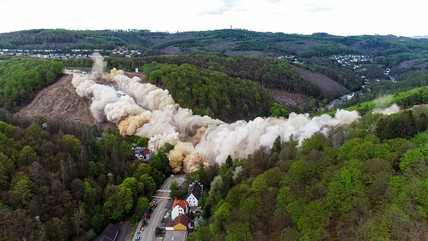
[2,0,427,39]
[304,0,341,13]
[201,0,241,15]
[306,5,335,12]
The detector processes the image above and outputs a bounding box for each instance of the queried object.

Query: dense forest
[185,104,428,241]
[143,62,274,121]
[0,58,64,112]
[106,55,322,97]
[0,112,172,241]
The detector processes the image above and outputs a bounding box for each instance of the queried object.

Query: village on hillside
[0,47,142,59]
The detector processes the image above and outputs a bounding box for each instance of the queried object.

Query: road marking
[156,190,171,193]
[153,196,171,199]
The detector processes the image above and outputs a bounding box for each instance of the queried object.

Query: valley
[1,28,428,241]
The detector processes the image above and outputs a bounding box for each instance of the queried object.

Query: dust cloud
[72,55,361,173]
[373,104,400,115]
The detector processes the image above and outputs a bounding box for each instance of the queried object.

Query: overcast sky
[0,0,426,36]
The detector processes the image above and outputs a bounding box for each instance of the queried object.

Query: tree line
[106,55,322,97]
[0,112,172,241]
[186,106,428,240]
[143,62,274,122]
[0,58,64,112]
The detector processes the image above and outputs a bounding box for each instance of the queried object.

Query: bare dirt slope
[271,89,311,112]
[19,74,95,125]
[297,68,349,99]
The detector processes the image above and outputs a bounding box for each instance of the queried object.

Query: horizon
[1,28,427,39]
[1,0,427,37]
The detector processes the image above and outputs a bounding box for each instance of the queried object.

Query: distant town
[0,46,143,59]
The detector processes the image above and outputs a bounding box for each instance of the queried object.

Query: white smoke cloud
[71,56,361,173]
[373,104,400,115]
[148,133,179,151]
[92,52,107,80]
[104,95,145,124]
[135,105,177,138]
[115,74,175,110]
[193,110,359,164]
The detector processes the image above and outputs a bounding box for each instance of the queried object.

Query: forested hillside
[0,58,63,112]
[187,104,428,241]
[3,29,428,111]
[3,29,428,60]
[143,62,274,121]
[106,55,322,97]
[0,113,171,240]
[330,85,428,115]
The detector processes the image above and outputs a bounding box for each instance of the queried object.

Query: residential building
[185,181,203,207]
[132,147,153,161]
[171,198,189,220]
[165,214,189,231]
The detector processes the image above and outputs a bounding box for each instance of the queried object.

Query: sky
[0,0,427,36]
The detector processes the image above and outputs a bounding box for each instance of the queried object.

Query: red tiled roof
[172,198,188,210]
[165,221,174,227]
[173,214,189,227]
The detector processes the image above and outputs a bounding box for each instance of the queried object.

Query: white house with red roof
[171,198,189,220]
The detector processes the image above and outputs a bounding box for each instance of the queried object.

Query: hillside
[18,74,94,125]
[18,74,117,131]
[186,92,428,241]
[0,58,63,111]
[2,29,428,77]
[3,29,428,59]
[3,29,428,109]
[0,115,170,241]
[297,68,349,99]
[103,55,351,109]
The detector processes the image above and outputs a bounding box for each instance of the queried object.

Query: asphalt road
[132,174,185,241]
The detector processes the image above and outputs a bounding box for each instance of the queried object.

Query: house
[185,181,203,207]
[165,214,189,231]
[95,223,119,241]
[132,147,153,161]
[171,198,189,220]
